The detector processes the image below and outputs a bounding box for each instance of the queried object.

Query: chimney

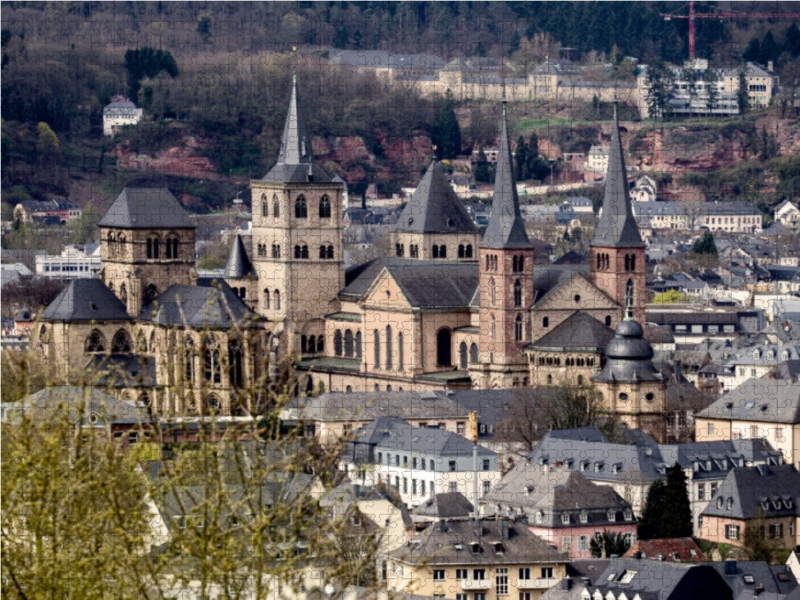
[755,583,765,597]
[561,576,572,591]
[768,61,774,72]
[499,519,510,541]
[725,560,737,575]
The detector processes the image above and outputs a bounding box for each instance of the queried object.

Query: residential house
[329,50,446,84]
[718,343,800,391]
[623,538,707,562]
[646,305,765,341]
[585,146,610,176]
[632,201,761,233]
[709,559,799,599]
[103,96,144,136]
[411,491,474,526]
[483,463,636,558]
[13,198,82,224]
[699,464,800,551]
[539,558,732,600]
[764,265,800,294]
[563,197,595,213]
[527,426,783,531]
[630,176,657,203]
[695,379,800,465]
[385,518,569,599]
[341,417,501,509]
[35,241,102,279]
[0,262,32,287]
[775,200,800,234]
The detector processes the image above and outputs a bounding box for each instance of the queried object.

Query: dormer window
[727,498,733,510]
[535,511,543,523]
[624,509,633,521]
[580,512,588,524]
[754,350,760,360]
[561,513,570,524]
[607,510,616,522]
[761,500,769,511]
[717,497,724,509]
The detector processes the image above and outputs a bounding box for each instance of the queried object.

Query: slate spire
[263,75,331,183]
[223,234,255,279]
[480,102,531,249]
[590,105,644,248]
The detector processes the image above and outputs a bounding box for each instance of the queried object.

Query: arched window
[204,349,221,384]
[239,287,246,299]
[491,315,496,340]
[273,290,281,310]
[258,244,266,258]
[465,244,473,258]
[490,278,496,306]
[264,289,271,310]
[146,238,152,259]
[137,331,147,353]
[261,194,268,218]
[346,385,353,393]
[344,330,354,358]
[547,374,553,385]
[436,328,452,366]
[166,237,178,259]
[334,330,343,356]
[273,196,280,218]
[459,342,468,369]
[458,244,465,258]
[626,279,634,311]
[149,330,157,353]
[301,335,308,353]
[439,245,447,258]
[386,325,393,370]
[320,246,327,259]
[107,233,116,257]
[118,235,126,258]
[272,244,281,258]
[605,315,612,327]
[295,196,307,219]
[630,253,636,271]
[514,280,522,307]
[326,245,334,259]
[577,375,584,385]
[85,329,106,353]
[319,195,331,218]
[625,254,630,271]
[398,331,404,369]
[596,253,602,270]
[396,243,405,257]
[515,314,523,341]
[302,245,309,259]
[111,329,132,353]
[373,329,380,369]
[470,343,478,363]
[120,283,128,305]
[229,339,243,388]
[355,332,362,359]
[542,316,549,328]
[295,246,301,259]
[433,245,440,259]
[317,336,325,353]
[152,237,160,259]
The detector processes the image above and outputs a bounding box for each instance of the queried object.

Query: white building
[630,175,657,202]
[103,96,144,136]
[35,242,101,279]
[775,199,800,234]
[585,145,610,175]
[341,417,501,510]
[719,342,800,391]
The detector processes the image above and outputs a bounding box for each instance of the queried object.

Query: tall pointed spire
[223,234,255,279]
[480,102,531,249]
[263,75,331,183]
[590,104,643,248]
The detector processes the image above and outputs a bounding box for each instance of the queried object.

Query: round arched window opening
[619,393,629,401]
[646,393,655,402]
[574,294,581,303]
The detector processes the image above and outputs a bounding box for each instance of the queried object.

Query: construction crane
[662,1,800,60]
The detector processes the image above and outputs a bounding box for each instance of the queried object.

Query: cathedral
[35,77,665,440]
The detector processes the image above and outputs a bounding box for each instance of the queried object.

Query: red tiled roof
[623,537,707,562]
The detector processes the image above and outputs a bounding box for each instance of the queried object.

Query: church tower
[250,75,344,352]
[98,187,196,317]
[473,102,534,389]
[589,106,646,324]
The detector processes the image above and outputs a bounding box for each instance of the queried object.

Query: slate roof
[528,312,614,351]
[592,318,664,384]
[590,107,644,249]
[531,264,591,305]
[480,103,531,249]
[623,538,707,562]
[347,416,496,459]
[392,161,477,234]
[318,482,413,527]
[413,492,473,519]
[388,518,565,566]
[710,560,798,599]
[139,279,256,328]
[41,279,131,322]
[263,76,332,184]
[84,354,157,389]
[12,385,149,426]
[702,464,800,520]
[98,187,195,229]
[695,379,800,424]
[341,258,478,308]
[223,234,255,279]
[528,428,783,487]
[553,250,587,264]
[483,464,633,528]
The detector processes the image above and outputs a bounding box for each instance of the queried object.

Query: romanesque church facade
[36,78,665,440]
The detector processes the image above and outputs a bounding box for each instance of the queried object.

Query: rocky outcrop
[114,138,218,179]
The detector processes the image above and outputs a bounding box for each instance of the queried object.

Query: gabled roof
[12,385,149,426]
[702,464,800,520]
[41,279,131,322]
[98,187,195,229]
[413,492,473,519]
[393,162,477,234]
[480,103,531,249]
[263,76,332,184]
[696,379,800,424]
[528,312,614,351]
[590,107,644,249]
[624,538,707,562]
[531,264,591,305]
[223,234,255,279]
[139,279,256,328]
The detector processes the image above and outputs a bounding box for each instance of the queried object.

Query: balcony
[460,579,492,591]
[517,578,559,590]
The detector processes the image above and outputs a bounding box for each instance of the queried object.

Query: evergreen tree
[514,135,529,181]
[786,23,800,58]
[692,231,718,255]
[508,31,521,55]
[743,36,762,63]
[736,64,750,115]
[761,31,779,64]
[704,67,718,113]
[637,479,665,540]
[437,89,462,160]
[474,147,491,184]
[644,57,675,119]
[661,463,693,538]
[473,41,488,57]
